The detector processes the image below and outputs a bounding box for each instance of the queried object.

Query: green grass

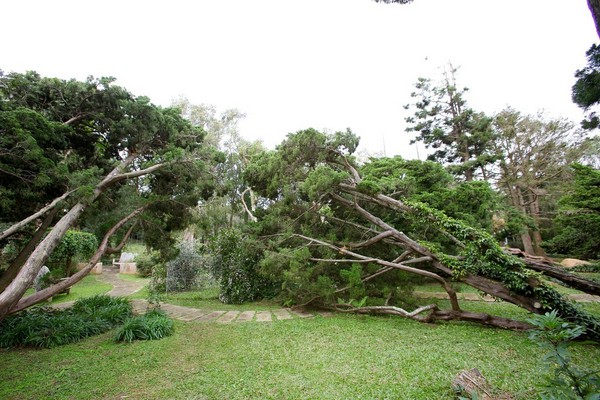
[162,287,281,311]
[1,314,599,399]
[23,275,112,305]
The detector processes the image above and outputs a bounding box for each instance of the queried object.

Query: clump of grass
[0,295,132,348]
[114,308,174,343]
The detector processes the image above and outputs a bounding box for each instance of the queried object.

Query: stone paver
[96,267,145,297]
[272,309,292,320]
[197,311,226,322]
[236,311,255,322]
[255,311,272,322]
[218,311,240,323]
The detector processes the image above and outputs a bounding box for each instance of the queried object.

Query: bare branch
[0,190,74,241]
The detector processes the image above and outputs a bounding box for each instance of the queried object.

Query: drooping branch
[346,230,395,249]
[105,221,138,255]
[0,190,74,241]
[12,207,145,313]
[0,153,168,319]
[0,208,58,292]
[296,233,461,311]
[331,303,533,331]
[329,192,544,313]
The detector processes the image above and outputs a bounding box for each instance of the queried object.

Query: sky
[1,0,597,159]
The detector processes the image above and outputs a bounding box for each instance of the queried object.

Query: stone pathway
[53,268,323,323]
[129,299,325,323]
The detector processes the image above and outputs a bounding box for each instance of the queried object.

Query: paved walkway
[55,269,599,322]
[55,267,325,323]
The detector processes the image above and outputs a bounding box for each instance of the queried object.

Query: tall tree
[0,72,212,319]
[404,66,497,181]
[545,163,600,259]
[493,108,584,256]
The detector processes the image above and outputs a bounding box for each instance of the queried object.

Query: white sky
[1,0,597,159]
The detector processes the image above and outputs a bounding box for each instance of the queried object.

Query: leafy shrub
[0,295,132,348]
[114,309,174,343]
[209,228,272,304]
[528,310,600,399]
[165,242,214,292]
[47,230,98,276]
[135,251,162,278]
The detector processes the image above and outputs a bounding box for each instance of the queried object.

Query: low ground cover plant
[114,308,174,342]
[0,295,132,348]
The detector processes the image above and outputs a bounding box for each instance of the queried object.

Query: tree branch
[12,207,145,312]
[0,190,74,241]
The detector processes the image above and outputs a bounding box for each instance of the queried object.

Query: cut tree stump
[452,368,514,399]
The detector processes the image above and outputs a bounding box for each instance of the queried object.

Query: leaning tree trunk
[589,0,600,38]
[11,207,144,313]
[0,208,57,292]
[0,154,168,320]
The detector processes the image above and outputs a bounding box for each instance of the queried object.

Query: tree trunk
[0,153,168,320]
[0,208,57,292]
[521,231,535,255]
[11,207,144,312]
[589,0,600,38]
[507,248,600,296]
[528,197,546,256]
[0,203,86,319]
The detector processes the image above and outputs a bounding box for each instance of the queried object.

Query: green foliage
[114,308,174,343]
[405,200,600,340]
[404,70,497,180]
[209,228,272,304]
[573,44,600,129]
[135,251,161,278]
[165,242,214,292]
[301,166,349,201]
[545,164,600,259]
[361,157,497,231]
[528,311,600,399]
[340,264,366,301]
[0,295,132,348]
[48,229,98,275]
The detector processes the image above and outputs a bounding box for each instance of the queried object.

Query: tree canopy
[0,71,215,319]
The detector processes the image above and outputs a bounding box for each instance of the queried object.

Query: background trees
[404,67,497,181]
[492,108,584,256]
[545,163,600,259]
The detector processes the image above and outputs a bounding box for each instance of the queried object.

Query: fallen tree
[244,129,600,340]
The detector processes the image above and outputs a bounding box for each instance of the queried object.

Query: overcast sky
[1,0,597,159]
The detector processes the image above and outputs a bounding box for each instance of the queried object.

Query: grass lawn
[23,275,112,305]
[162,287,282,311]
[1,313,599,399]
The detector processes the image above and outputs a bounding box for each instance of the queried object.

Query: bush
[165,242,214,292]
[528,310,600,399]
[135,251,161,278]
[0,295,132,348]
[209,228,272,304]
[114,309,174,343]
